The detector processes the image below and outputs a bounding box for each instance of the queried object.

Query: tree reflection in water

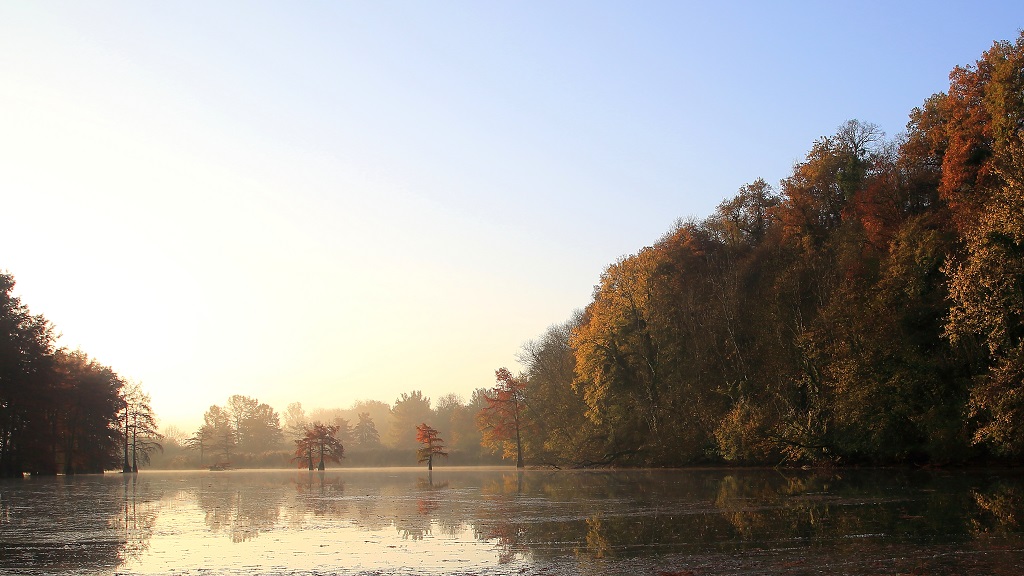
[3,468,1024,575]
[293,470,346,518]
[112,473,161,563]
[0,473,162,575]
[196,471,285,543]
[972,480,1024,535]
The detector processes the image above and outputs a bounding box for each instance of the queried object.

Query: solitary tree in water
[293,423,344,470]
[415,423,447,470]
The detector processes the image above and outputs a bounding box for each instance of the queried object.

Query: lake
[1,467,1023,575]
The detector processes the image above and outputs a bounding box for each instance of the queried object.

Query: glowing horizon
[2,2,1021,432]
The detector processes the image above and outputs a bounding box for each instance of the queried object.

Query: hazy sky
[2,2,1021,431]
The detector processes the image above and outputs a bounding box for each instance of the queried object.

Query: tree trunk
[122,403,131,473]
[515,421,524,469]
[131,413,138,473]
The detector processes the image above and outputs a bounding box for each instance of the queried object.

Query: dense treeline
[0,273,159,476]
[503,34,1024,467]
[156,392,502,469]
[9,35,1023,473]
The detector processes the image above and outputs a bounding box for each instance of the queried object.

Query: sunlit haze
[1,2,1021,431]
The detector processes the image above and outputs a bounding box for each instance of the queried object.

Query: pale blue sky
[1,2,1021,430]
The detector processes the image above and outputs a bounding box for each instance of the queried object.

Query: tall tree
[517,316,598,466]
[121,381,162,472]
[0,272,55,477]
[942,34,1024,456]
[477,368,528,468]
[947,155,1024,454]
[50,350,124,474]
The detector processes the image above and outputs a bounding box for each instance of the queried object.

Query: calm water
[1,467,1024,575]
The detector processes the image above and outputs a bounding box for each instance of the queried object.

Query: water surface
[2,467,1024,575]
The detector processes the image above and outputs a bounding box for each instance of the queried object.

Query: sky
[1,2,1022,432]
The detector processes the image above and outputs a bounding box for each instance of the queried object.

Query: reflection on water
[1,468,1024,575]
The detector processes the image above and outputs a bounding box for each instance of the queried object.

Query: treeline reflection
[4,469,1023,574]
[125,469,1024,561]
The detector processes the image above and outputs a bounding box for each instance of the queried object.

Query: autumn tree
[415,423,447,470]
[293,423,344,470]
[941,34,1024,456]
[477,368,528,468]
[517,315,605,466]
[493,33,1024,468]
[947,151,1024,454]
[570,251,654,453]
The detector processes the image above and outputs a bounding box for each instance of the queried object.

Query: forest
[3,34,1024,473]
[0,274,160,477]
[501,33,1024,467]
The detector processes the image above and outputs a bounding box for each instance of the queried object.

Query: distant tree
[244,401,283,453]
[389,391,432,449]
[353,412,380,447]
[203,405,235,463]
[351,399,394,444]
[477,368,528,468]
[293,423,344,470]
[226,395,257,446]
[162,425,187,447]
[434,393,469,451]
[282,402,307,443]
[415,423,447,470]
[184,426,210,468]
[334,417,352,447]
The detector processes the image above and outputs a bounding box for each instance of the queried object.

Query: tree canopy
[478,33,1024,468]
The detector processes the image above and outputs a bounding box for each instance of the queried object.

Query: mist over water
[1,467,1023,575]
